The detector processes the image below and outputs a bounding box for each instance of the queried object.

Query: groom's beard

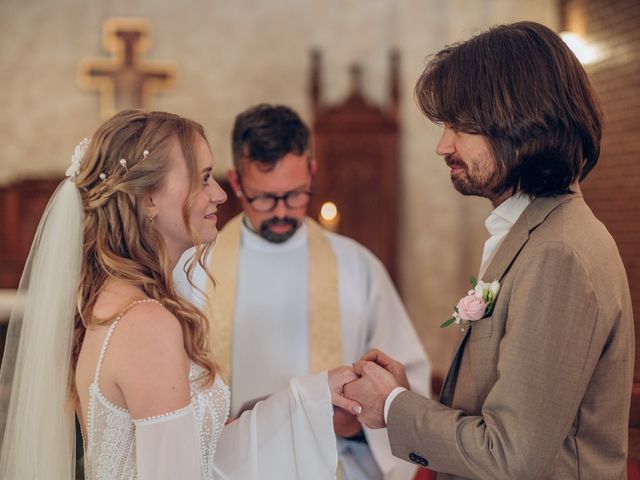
[445,153,498,199]
[259,217,300,243]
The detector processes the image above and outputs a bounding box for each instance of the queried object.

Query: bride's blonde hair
[70,109,215,404]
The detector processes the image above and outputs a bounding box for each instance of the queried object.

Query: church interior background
[1,0,639,473]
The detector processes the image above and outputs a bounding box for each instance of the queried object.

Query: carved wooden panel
[308,50,400,283]
[0,178,62,288]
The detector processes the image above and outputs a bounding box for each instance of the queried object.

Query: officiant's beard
[259,216,300,243]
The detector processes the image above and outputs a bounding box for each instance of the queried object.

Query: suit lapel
[438,192,581,406]
[481,194,578,283]
[440,332,470,406]
[480,213,530,284]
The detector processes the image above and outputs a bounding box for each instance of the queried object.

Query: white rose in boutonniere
[441,277,500,329]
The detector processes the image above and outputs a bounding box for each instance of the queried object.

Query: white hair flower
[66,137,91,179]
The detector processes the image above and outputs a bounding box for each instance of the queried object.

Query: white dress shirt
[478,193,532,279]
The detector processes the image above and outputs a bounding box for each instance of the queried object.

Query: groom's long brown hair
[415,21,603,198]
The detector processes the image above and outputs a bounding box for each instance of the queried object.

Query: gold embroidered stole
[203,214,342,384]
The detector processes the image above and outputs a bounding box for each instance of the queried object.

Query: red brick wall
[561,0,640,462]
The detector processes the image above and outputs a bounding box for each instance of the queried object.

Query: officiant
[174,103,431,480]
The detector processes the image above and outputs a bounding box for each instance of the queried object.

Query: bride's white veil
[0,178,84,479]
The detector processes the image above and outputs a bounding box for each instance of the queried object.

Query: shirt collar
[485,194,532,236]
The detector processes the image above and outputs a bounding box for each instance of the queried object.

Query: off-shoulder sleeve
[133,405,203,480]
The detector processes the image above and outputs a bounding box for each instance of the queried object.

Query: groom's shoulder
[526,196,623,279]
[537,195,614,249]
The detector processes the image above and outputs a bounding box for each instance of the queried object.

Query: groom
[345,21,634,479]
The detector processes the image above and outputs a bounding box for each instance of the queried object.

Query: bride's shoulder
[108,299,191,417]
[114,299,183,354]
[95,281,181,342]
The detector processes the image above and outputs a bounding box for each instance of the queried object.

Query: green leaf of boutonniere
[440,316,456,328]
[470,276,478,288]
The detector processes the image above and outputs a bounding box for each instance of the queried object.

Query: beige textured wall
[0,0,558,376]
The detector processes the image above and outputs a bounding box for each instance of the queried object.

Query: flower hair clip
[66,137,91,179]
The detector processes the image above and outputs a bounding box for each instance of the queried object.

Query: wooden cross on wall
[78,18,177,120]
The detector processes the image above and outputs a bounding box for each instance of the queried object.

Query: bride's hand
[327,365,362,415]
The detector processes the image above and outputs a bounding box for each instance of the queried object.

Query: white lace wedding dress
[83,299,338,480]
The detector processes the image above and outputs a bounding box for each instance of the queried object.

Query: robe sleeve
[213,371,338,480]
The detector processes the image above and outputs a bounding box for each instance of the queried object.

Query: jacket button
[408,452,429,467]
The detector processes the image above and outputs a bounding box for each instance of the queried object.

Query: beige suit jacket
[388,193,634,479]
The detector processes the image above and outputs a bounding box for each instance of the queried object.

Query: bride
[0,109,361,479]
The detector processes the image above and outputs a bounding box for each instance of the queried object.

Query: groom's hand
[343,361,399,429]
[360,348,410,389]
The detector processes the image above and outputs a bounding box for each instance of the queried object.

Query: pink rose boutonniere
[441,276,500,328]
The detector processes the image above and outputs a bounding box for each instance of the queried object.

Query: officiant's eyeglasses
[238,185,314,212]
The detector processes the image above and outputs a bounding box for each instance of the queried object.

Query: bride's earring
[148,215,156,223]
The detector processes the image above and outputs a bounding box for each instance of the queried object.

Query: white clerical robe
[175,221,431,480]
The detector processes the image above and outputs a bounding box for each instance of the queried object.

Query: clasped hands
[328,349,409,432]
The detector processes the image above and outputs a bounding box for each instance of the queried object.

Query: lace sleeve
[213,371,338,480]
[133,405,203,480]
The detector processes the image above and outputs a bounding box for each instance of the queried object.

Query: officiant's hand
[328,366,363,416]
[344,360,400,429]
[360,348,410,389]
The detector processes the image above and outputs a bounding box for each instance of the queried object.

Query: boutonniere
[441,276,500,329]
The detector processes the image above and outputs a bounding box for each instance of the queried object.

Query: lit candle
[319,201,340,231]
